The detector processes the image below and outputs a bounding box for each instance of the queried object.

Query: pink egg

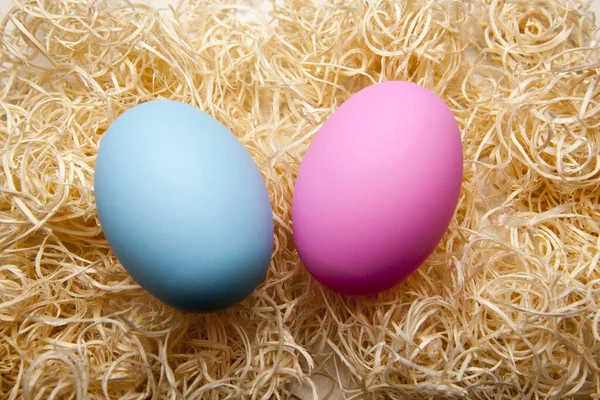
[292,81,463,296]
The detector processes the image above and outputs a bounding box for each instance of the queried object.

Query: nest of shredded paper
[1,0,600,398]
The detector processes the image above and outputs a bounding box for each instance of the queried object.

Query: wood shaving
[1,0,599,398]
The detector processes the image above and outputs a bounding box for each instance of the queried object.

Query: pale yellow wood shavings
[0,0,599,398]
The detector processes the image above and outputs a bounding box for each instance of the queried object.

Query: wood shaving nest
[1,0,600,398]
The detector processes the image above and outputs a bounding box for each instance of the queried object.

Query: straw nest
[1,0,600,398]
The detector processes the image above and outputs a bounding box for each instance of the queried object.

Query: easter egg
[94,100,273,312]
[292,81,463,296]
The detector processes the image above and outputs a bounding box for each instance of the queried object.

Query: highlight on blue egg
[94,100,274,313]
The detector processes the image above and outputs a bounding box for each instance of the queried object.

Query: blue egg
[94,100,273,312]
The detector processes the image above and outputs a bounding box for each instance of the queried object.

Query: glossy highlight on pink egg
[292,81,463,296]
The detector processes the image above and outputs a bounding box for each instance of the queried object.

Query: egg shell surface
[292,81,463,296]
[94,100,274,312]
